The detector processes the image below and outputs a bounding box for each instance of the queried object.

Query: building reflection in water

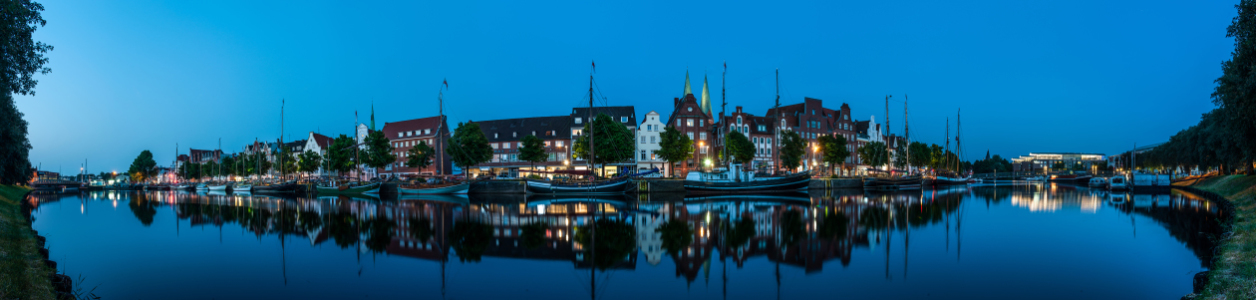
[22,183,1225,296]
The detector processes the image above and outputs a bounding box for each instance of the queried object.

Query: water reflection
[25,184,1225,299]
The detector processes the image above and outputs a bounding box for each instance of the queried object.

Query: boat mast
[721,62,727,173]
[885,95,891,171]
[438,79,447,176]
[905,95,909,174]
[280,99,285,181]
[944,118,950,172]
[956,108,963,173]
[588,62,595,182]
[772,69,780,174]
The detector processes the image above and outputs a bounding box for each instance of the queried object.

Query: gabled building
[766,97,858,173]
[188,149,222,164]
[303,132,334,176]
[666,73,715,175]
[636,111,668,176]
[715,106,777,173]
[380,116,452,177]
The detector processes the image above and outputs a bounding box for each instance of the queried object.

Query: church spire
[370,102,376,131]
[701,74,711,115]
[683,70,692,96]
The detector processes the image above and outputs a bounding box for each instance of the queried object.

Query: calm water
[29,184,1221,299]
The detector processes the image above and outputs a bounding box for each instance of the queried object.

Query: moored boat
[1049,174,1092,184]
[527,178,629,195]
[234,184,252,193]
[1088,177,1108,188]
[863,175,923,191]
[683,171,811,193]
[252,181,301,193]
[316,182,381,195]
[399,182,470,194]
[1108,176,1128,191]
[207,183,231,192]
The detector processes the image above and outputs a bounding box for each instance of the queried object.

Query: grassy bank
[1180,175,1256,299]
[0,185,54,300]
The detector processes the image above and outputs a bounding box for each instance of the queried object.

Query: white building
[636,111,667,176]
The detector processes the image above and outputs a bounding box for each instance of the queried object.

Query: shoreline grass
[0,185,54,300]
[1180,175,1256,299]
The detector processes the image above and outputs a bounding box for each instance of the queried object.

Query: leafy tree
[518,135,547,174]
[656,126,693,176]
[573,113,634,175]
[298,150,322,177]
[406,141,435,169]
[177,162,200,180]
[0,93,31,185]
[908,142,931,170]
[326,134,357,176]
[221,155,237,177]
[929,144,944,169]
[1,0,53,96]
[127,150,158,182]
[277,149,297,178]
[725,130,755,174]
[858,141,888,169]
[361,130,396,171]
[893,142,908,169]
[241,151,271,176]
[202,161,218,179]
[446,122,492,176]
[818,134,850,175]
[779,130,806,172]
[1212,0,1256,170]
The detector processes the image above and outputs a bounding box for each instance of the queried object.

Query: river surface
[29,183,1222,299]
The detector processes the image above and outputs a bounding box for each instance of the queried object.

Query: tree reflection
[128,193,157,226]
[328,210,359,249]
[724,216,755,249]
[449,221,491,262]
[520,222,548,250]
[362,216,395,253]
[656,219,692,257]
[408,216,433,244]
[817,211,849,240]
[574,218,636,270]
[779,210,805,246]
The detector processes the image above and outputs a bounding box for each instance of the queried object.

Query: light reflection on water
[28,184,1222,300]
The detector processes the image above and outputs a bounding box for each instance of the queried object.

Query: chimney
[674,97,681,107]
[735,106,742,114]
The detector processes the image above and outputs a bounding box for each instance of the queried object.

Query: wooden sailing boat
[525,62,629,195]
[928,109,971,186]
[683,68,811,194]
[863,95,921,190]
[399,80,470,195]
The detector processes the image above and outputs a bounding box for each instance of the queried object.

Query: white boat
[195,183,208,190]
[234,184,252,193]
[1088,177,1108,188]
[1108,176,1128,191]
[207,183,230,191]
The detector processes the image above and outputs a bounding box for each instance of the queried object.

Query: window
[737,116,742,124]
[687,132,694,140]
[650,136,656,143]
[544,141,550,147]
[425,129,431,135]
[491,143,499,149]
[532,131,536,136]
[700,119,704,126]
[557,141,564,147]
[640,136,645,144]
[621,116,628,123]
[700,132,707,140]
[701,147,707,154]
[688,107,693,112]
[641,151,647,160]
[398,133,403,138]
[503,143,510,149]
[575,117,582,124]
[517,142,523,148]
[494,133,498,138]
[758,125,766,132]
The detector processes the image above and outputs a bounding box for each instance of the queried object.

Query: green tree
[857,141,888,169]
[326,135,357,176]
[779,131,806,172]
[573,113,634,175]
[1212,0,1256,171]
[202,160,218,179]
[277,149,297,178]
[893,142,908,169]
[406,141,435,169]
[818,134,850,175]
[298,150,322,178]
[221,155,237,177]
[656,126,693,177]
[127,150,158,182]
[518,135,547,174]
[0,0,51,187]
[726,131,755,174]
[908,142,931,170]
[446,122,492,176]
[929,144,944,169]
[361,130,396,171]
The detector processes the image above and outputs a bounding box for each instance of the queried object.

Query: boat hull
[252,183,300,193]
[527,180,628,195]
[399,182,470,195]
[317,182,381,195]
[863,176,923,191]
[684,173,811,193]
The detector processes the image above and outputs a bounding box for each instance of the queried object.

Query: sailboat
[525,62,629,195]
[863,95,922,191]
[400,80,470,195]
[683,68,812,194]
[925,109,970,187]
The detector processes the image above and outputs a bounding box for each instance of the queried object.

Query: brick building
[667,92,715,175]
[380,116,453,177]
[570,106,637,176]
[188,149,222,164]
[715,105,777,173]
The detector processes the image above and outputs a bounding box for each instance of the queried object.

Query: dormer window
[512,132,517,137]
[688,107,693,112]
[532,131,536,136]
[494,133,498,138]
[621,116,628,123]
[575,117,582,124]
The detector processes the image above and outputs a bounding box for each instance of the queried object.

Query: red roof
[310,133,333,148]
[382,116,445,140]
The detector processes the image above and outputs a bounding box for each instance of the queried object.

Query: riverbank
[0,185,55,299]
[1177,175,1256,299]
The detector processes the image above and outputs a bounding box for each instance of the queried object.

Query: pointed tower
[683,71,693,96]
[369,102,376,131]
[701,75,711,115]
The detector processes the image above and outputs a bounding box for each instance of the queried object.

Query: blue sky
[15,0,1236,173]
